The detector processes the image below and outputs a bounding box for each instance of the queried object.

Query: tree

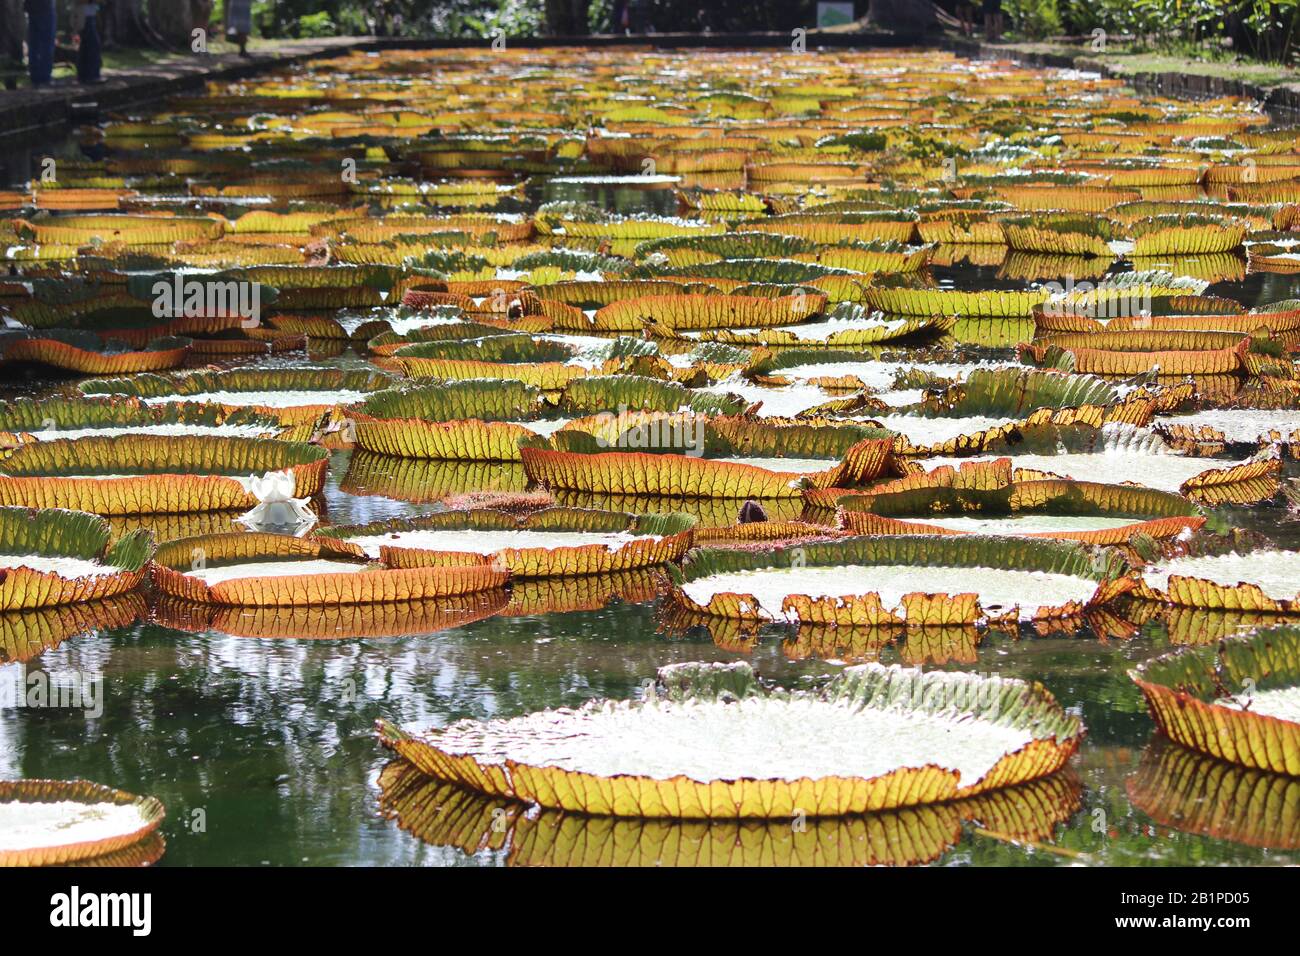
[147,0,212,46]
[545,0,591,34]
[2,0,24,68]
[867,0,939,33]
[105,0,142,41]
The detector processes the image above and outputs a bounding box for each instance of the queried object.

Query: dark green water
[3,449,1300,866]
[5,126,1300,868]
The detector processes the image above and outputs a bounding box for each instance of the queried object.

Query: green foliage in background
[1017,0,1300,63]
[1004,0,1062,38]
[246,1,832,39]
[174,0,1300,65]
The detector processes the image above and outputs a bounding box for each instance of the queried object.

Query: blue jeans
[26,0,56,86]
[78,12,102,83]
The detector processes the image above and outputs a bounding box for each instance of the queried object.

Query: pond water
[6,536,1299,866]
[4,54,1300,867]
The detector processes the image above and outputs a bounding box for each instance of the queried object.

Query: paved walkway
[0,36,366,137]
[944,37,1300,115]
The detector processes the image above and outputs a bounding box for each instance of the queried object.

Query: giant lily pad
[1139,547,1300,612]
[864,284,1049,318]
[345,380,548,460]
[377,660,1083,818]
[836,459,1205,545]
[916,423,1279,506]
[0,330,191,376]
[79,368,394,424]
[0,436,329,514]
[688,303,945,347]
[0,780,165,867]
[392,333,590,390]
[0,507,152,610]
[672,534,1132,626]
[1128,215,1247,256]
[521,433,901,499]
[589,293,826,333]
[150,532,509,606]
[1131,625,1300,776]
[0,396,298,446]
[1155,407,1300,451]
[322,507,694,578]
[1022,330,1251,377]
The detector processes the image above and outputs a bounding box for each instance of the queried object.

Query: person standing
[958,0,977,36]
[23,0,55,86]
[626,0,649,33]
[226,0,252,56]
[2,0,24,86]
[76,2,103,84]
[983,0,1003,41]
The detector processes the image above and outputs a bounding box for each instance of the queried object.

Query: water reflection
[70,831,167,868]
[377,759,1083,867]
[341,452,527,506]
[0,601,773,865]
[1128,739,1300,850]
[663,607,1141,668]
[152,593,510,640]
[531,179,681,217]
[0,593,145,664]
[504,568,666,616]
[551,490,806,529]
[1,531,1299,865]
[1126,601,1293,646]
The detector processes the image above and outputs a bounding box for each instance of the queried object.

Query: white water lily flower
[236,470,316,534]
